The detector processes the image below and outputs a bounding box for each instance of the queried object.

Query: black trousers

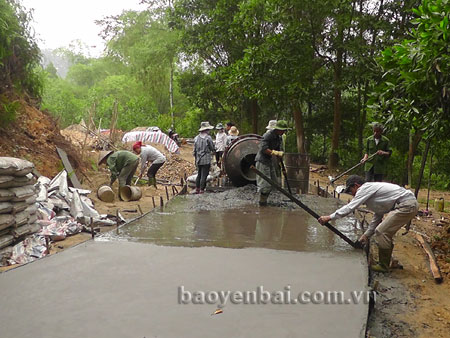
[196,164,210,190]
[365,166,384,182]
[147,162,164,178]
[215,151,224,163]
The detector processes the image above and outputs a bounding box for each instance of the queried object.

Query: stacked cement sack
[0,157,39,254]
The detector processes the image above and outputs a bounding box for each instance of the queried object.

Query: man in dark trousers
[361,122,391,182]
[255,120,288,206]
[193,121,215,194]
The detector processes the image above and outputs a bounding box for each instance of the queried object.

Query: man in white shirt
[132,141,166,188]
[318,175,418,272]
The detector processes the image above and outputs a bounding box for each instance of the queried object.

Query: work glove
[271,150,284,158]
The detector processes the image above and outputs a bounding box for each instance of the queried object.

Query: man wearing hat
[255,120,289,206]
[360,122,391,182]
[193,122,216,194]
[215,123,227,168]
[226,126,239,146]
[266,119,286,151]
[98,150,139,198]
[318,175,418,272]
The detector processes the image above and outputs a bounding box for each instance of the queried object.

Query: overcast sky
[22,0,146,56]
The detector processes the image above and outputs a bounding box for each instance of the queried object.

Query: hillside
[0,96,85,178]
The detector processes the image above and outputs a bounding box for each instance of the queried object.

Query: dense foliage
[2,0,449,189]
[0,0,42,125]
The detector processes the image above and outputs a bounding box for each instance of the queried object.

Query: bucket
[284,153,310,194]
[119,185,142,201]
[222,134,262,187]
[97,185,115,202]
[435,198,444,212]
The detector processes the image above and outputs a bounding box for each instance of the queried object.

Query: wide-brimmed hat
[273,120,289,131]
[265,120,277,130]
[229,126,239,136]
[199,121,214,132]
[215,123,224,130]
[98,150,113,165]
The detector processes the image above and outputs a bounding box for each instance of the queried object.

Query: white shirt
[215,131,227,152]
[140,145,166,171]
[330,182,415,237]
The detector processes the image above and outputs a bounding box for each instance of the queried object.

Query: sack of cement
[0,234,14,249]
[11,201,28,213]
[25,195,37,205]
[24,204,38,215]
[9,185,36,202]
[0,174,36,188]
[0,202,13,214]
[0,188,14,202]
[0,157,34,176]
[11,223,40,239]
[0,214,15,231]
[15,210,29,227]
[28,213,38,224]
[0,176,14,189]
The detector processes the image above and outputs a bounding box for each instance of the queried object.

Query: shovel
[328,153,377,186]
[279,158,292,194]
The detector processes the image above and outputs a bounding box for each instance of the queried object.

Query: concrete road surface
[0,240,369,338]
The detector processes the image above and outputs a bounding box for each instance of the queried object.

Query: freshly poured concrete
[0,241,368,338]
[0,190,369,337]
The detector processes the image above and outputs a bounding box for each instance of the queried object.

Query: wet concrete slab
[0,241,368,338]
[102,191,360,253]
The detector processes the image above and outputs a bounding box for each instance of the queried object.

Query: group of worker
[97,141,166,200]
[97,120,417,273]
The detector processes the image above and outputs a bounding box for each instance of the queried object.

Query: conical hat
[98,150,113,165]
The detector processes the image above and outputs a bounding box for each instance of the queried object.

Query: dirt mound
[0,98,86,178]
[158,154,196,183]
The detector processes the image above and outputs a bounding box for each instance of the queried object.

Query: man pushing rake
[318,175,418,273]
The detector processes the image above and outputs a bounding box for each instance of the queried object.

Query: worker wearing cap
[318,175,418,272]
[98,150,139,195]
[255,120,288,206]
[361,122,391,182]
[132,141,166,188]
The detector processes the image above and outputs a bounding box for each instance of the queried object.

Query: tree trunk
[414,138,431,197]
[407,129,423,186]
[328,27,344,169]
[169,61,174,128]
[249,99,259,134]
[292,103,306,154]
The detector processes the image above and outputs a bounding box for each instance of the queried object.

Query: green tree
[369,0,449,185]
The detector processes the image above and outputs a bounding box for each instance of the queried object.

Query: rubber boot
[259,193,268,206]
[148,177,157,188]
[371,246,393,273]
